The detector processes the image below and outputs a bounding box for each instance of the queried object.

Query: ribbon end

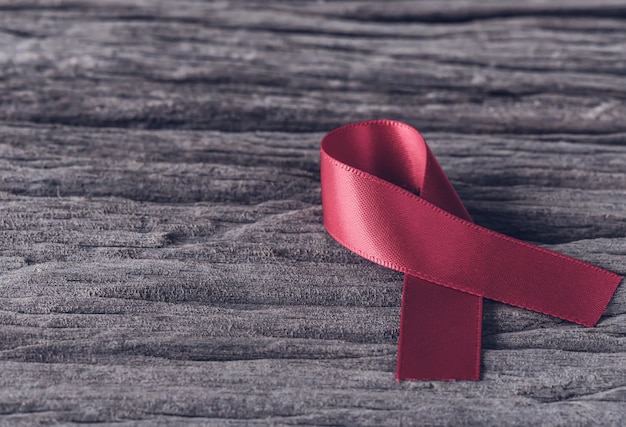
[583,273,623,328]
[396,276,483,381]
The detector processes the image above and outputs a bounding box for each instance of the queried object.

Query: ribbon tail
[397,275,482,381]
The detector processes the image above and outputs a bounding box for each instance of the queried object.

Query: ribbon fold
[320,120,622,381]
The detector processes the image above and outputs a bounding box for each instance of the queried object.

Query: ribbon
[320,120,622,381]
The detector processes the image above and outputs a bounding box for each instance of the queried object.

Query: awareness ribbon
[320,120,623,381]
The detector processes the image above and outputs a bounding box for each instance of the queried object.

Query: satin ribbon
[320,120,622,381]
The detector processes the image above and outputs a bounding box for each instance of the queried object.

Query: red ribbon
[320,120,623,381]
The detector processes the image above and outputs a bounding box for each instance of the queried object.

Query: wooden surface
[0,1,625,425]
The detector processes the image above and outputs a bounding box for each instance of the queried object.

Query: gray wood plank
[0,1,624,425]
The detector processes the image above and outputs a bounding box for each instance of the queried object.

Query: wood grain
[0,1,624,425]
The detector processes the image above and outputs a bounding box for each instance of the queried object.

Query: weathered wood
[0,1,624,425]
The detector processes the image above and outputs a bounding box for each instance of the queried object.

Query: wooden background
[0,1,624,425]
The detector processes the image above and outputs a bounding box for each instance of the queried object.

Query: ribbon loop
[320,120,622,381]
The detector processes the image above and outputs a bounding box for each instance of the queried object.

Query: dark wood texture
[0,1,624,425]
